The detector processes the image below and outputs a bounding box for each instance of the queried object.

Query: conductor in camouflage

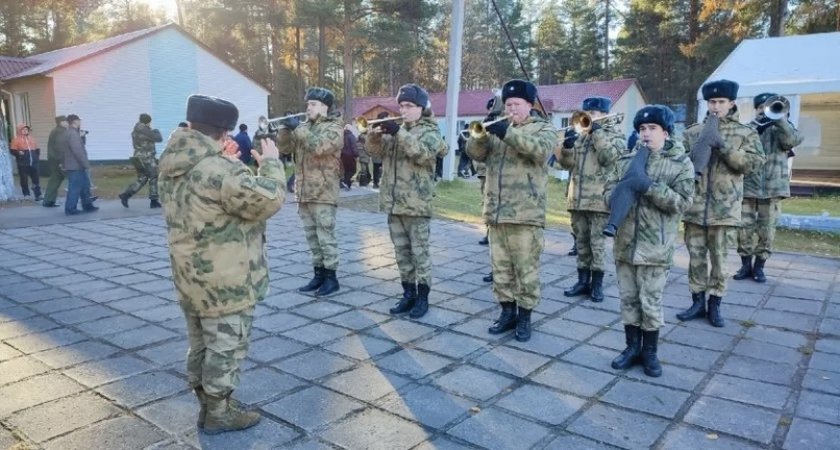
[605,105,694,378]
[277,87,345,296]
[120,113,164,208]
[158,95,286,433]
[366,84,448,319]
[679,80,765,328]
[557,96,626,302]
[466,79,558,342]
[733,93,804,283]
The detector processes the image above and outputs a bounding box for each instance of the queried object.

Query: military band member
[467,79,558,342]
[158,95,286,433]
[119,113,164,208]
[678,79,765,327]
[605,105,694,377]
[366,84,447,318]
[734,93,803,283]
[556,96,625,302]
[277,87,345,296]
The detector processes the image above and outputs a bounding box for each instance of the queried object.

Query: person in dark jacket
[42,116,69,207]
[62,114,98,215]
[340,124,358,190]
[233,124,253,165]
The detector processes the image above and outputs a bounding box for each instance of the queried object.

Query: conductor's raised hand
[253,138,279,166]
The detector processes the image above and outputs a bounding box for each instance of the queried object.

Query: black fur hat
[501,79,537,105]
[702,79,739,101]
[582,96,612,113]
[397,84,430,108]
[633,104,675,135]
[139,113,152,124]
[186,95,239,131]
[753,92,777,109]
[304,87,335,108]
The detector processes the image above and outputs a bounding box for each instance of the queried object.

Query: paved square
[1,201,839,448]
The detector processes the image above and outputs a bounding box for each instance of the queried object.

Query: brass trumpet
[356,115,405,133]
[565,111,625,134]
[751,95,790,128]
[259,112,307,131]
[468,114,512,139]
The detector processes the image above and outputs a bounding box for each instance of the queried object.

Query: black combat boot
[590,270,605,302]
[676,292,706,321]
[488,302,517,334]
[514,307,532,342]
[478,234,489,246]
[298,267,325,292]
[483,272,493,282]
[119,192,130,208]
[641,329,662,377]
[752,258,767,283]
[315,269,340,296]
[733,256,753,280]
[150,199,162,208]
[564,269,591,297]
[611,325,642,370]
[602,223,618,237]
[390,282,417,314]
[707,295,725,327]
[409,283,430,318]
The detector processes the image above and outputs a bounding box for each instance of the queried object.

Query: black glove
[754,115,774,135]
[563,128,578,149]
[590,122,602,132]
[379,120,400,135]
[698,114,725,149]
[485,119,509,139]
[281,116,300,130]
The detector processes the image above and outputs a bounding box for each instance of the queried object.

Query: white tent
[697,32,840,172]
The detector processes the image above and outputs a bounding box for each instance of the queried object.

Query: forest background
[1,0,838,123]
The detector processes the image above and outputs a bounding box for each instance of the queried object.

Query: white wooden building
[0,23,270,161]
[698,32,840,173]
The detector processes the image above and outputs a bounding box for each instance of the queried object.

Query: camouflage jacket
[366,117,447,217]
[158,129,286,317]
[132,122,163,161]
[277,115,343,205]
[47,126,66,162]
[743,120,803,199]
[466,116,557,227]
[605,140,694,266]
[683,109,765,226]
[558,123,625,213]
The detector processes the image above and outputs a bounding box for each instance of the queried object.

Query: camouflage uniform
[366,116,447,286]
[124,122,163,200]
[466,115,557,309]
[683,109,765,297]
[158,128,286,396]
[739,120,803,260]
[605,139,694,330]
[559,123,625,271]
[277,115,344,270]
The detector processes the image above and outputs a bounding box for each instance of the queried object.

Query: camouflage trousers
[570,211,609,271]
[616,262,668,331]
[489,223,544,310]
[124,156,159,200]
[183,306,254,396]
[299,202,339,270]
[388,214,432,285]
[737,197,780,260]
[684,223,730,297]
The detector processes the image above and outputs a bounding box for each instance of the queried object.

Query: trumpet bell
[763,95,789,121]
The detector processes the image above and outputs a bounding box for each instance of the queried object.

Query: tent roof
[700,32,840,99]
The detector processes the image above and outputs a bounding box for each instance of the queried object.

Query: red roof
[352,79,640,117]
[0,57,41,80]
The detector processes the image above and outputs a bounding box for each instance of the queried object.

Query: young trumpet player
[365,84,447,319]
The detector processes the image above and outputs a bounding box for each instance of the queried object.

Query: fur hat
[304,87,335,108]
[633,104,675,135]
[753,92,777,109]
[186,95,239,131]
[55,115,67,125]
[397,84,430,109]
[139,113,152,124]
[702,79,739,101]
[582,96,612,113]
[67,114,81,123]
[501,79,537,105]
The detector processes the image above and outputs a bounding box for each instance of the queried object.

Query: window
[14,92,30,128]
